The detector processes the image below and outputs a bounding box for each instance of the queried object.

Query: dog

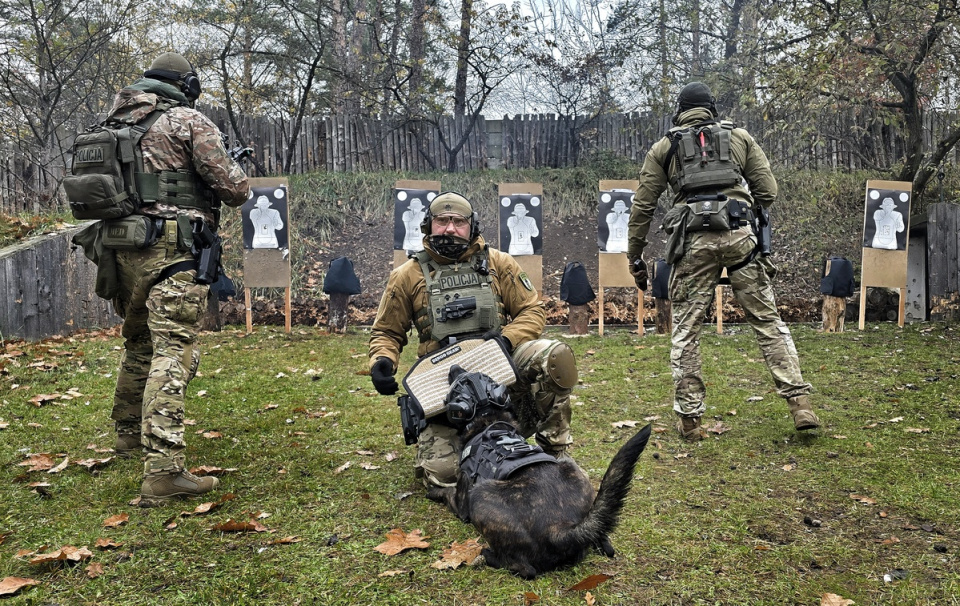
[427,365,651,579]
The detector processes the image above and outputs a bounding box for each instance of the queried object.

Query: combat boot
[788,395,821,431]
[139,470,219,507]
[115,434,141,458]
[677,415,706,441]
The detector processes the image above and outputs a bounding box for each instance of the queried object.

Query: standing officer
[368,192,578,492]
[106,52,249,504]
[627,82,820,440]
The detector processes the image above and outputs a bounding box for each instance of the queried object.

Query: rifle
[220,133,254,164]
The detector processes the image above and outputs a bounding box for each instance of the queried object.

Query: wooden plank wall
[0,224,120,341]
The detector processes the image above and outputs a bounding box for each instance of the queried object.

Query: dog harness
[459,421,556,484]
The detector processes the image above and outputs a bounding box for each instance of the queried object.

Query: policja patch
[518,272,535,292]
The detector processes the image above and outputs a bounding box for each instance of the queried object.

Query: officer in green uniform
[103,52,249,504]
[627,82,821,440]
[369,192,579,491]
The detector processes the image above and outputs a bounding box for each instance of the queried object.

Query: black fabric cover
[323,256,362,295]
[212,272,237,301]
[652,259,671,300]
[559,261,596,305]
[820,256,855,298]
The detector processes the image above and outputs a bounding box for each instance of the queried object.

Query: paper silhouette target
[394,188,437,253]
[499,193,542,256]
[598,189,634,252]
[863,187,909,251]
[242,186,289,251]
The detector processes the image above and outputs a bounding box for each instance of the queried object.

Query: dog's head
[444,365,513,431]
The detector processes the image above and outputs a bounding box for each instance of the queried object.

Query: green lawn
[1,323,958,605]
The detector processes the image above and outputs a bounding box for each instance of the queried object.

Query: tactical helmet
[421,191,480,259]
[444,365,511,427]
[144,52,202,102]
[675,81,717,117]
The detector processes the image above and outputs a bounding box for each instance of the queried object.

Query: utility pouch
[685,196,732,232]
[100,215,162,251]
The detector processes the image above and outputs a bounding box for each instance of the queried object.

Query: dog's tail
[563,424,652,550]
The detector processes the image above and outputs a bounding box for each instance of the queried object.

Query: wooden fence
[3,107,960,214]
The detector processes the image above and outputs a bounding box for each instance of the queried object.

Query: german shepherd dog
[427,366,652,579]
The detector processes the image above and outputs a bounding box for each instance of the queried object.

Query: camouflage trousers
[110,226,207,475]
[669,226,812,418]
[416,338,577,489]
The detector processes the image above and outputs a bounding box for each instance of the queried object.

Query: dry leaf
[905,427,930,434]
[566,573,613,591]
[181,493,236,517]
[361,463,381,470]
[28,393,60,406]
[888,416,904,423]
[431,538,483,570]
[85,562,104,578]
[103,514,129,528]
[0,531,11,545]
[876,536,900,545]
[28,545,93,565]
[643,415,661,422]
[356,450,375,455]
[48,457,70,474]
[95,538,122,549]
[585,591,596,606]
[212,519,270,533]
[754,544,771,551]
[202,431,223,439]
[373,528,431,555]
[76,457,114,470]
[0,420,9,429]
[0,577,40,596]
[850,494,877,505]
[266,536,302,545]
[19,454,55,472]
[705,421,731,435]
[782,464,796,471]
[385,452,398,462]
[378,570,409,577]
[333,461,352,475]
[523,592,540,605]
[188,465,238,476]
[612,420,638,428]
[821,593,855,606]
[746,395,764,402]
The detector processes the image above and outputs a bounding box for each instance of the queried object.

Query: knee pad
[546,342,578,390]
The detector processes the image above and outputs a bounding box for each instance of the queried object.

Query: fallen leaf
[212,519,270,533]
[746,395,764,402]
[673,452,690,459]
[585,591,596,606]
[47,457,70,474]
[95,538,122,549]
[612,420,638,428]
[754,544,771,551]
[566,573,613,591]
[0,420,9,429]
[431,538,483,570]
[103,514,129,528]
[850,494,877,505]
[28,545,93,565]
[196,390,208,397]
[356,450,375,455]
[705,421,731,435]
[821,593,855,606]
[19,454,55,472]
[85,562,104,578]
[726,409,738,416]
[373,528,431,555]
[782,464,796,471]
[642,415,661,422]
[905,427,930,434]
[202,431,223,439]
[181,493,236,516]
[360,463,381,470]
[0,577,40,596]
[75,457,114,470]
[28,393,60,406]
[378,569,409,577]
[266,536,302,545]
[333,461,352,475]
[888,416,904,423]
[523,592,540,605]
[385,452,398,462]
[0,531,11,545]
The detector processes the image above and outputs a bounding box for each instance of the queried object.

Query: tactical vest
[665,121,741,194]
[459,421,557,485]
[64,100,215,221]
[414,249,504,344]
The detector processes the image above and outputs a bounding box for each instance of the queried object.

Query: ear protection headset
[143,68,202,102]
[420,191,481,240]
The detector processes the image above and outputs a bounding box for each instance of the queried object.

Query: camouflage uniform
[107,79,248,475]
[628,105,813,421]
[369,235,577,489]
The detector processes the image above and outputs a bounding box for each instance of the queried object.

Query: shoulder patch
[518,271,535,292]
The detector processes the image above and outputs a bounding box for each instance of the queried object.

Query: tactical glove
[629,257,648,291]
[370,357,399,395]
[482,330,513,355]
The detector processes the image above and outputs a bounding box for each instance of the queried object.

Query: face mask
[428,234,470,259]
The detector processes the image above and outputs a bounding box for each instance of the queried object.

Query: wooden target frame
[243,177,292,334]
[598,180,642,336]
[858,180,911,329]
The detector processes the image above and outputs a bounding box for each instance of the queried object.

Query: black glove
[482,330,513,355]
[370,357,399,395]
[630,257,648,291]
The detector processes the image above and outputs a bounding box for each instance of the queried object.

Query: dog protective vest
[459,421,556,484]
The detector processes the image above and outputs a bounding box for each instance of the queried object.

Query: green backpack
[63,103,172,220]
[664,121,742,194]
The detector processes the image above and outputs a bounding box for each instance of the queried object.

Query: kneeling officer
[368,192,579,492]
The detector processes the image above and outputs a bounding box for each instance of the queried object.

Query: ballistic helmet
[144,52,202,102]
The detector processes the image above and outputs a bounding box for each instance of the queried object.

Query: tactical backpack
[664,121,742,194]
[63,102,174,220]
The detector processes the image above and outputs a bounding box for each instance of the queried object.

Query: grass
[1,323,959,605]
